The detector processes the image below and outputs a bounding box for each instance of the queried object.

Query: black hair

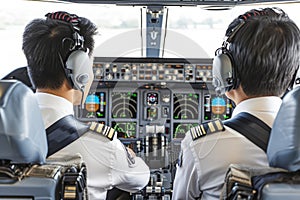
[226,7,300,96]
[22,12,98,89]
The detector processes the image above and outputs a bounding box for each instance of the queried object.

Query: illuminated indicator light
[224,115,230,119]
[97,113,104,117]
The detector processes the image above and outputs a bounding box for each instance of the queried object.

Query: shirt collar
[35,92,74,128]
[231,96,282,127]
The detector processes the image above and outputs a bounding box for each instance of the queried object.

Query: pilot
[172,7,300,200]
[22,11,150,199]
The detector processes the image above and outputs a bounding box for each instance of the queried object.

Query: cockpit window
[1,0,300,78]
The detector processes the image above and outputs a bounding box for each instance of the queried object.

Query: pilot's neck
[225,85,249,105]
[36,81,75,104]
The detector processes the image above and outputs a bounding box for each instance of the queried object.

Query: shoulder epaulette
[89,122,115,141]
[191,119,225,141]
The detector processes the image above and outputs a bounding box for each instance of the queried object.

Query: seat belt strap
[224,112,271,153]
[46,115,89,157]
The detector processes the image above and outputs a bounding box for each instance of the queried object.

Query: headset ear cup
[225,51,239,90]
[289,67,300,90]
[65,50,92,90]
[212,49,236,94]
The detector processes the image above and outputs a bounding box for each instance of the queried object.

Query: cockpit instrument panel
[75,57,234,199]
[92,57,213,83]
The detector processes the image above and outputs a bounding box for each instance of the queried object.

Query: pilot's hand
[126,147,136,158]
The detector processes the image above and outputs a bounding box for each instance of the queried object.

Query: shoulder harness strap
[191,119,225,141]
[89,122,116,141]
[224,112,271,153]
[46,115,89,157]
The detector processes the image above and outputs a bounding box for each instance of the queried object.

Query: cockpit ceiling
[57,0,300,6]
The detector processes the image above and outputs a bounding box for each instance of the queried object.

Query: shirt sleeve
[111,138,150,193]
[172,132,202,200]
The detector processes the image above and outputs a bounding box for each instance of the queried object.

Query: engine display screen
[82,92,106,119]
[203,94,232,120]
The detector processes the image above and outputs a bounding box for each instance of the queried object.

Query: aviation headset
[212,7,299,94]
[45,11,92,91]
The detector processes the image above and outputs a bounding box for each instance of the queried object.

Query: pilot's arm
[111,137,150,193]
[172,132,202,200]
[67,122,150,198]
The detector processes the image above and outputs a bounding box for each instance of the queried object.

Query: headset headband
[223,7,287,49]
[45,11,84,51]
[45,11,80,29]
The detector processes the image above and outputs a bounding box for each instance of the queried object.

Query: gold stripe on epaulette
[89,122,97,131]
[103,126,109,136]
[214,119,225,132]
[196,126,202,137]
[89,122,115,141]
[97,123,104,133]
[103,126,110,136]
[191,126,198,140]
[107,128,115,140]
[200,125,206,135]
[215,119,223,130]
[208,122,216,132]
[191,127,197,139]
[191,119,225,141]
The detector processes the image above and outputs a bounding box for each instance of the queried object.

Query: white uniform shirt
[35,92,150,200]
[172,96,282,200]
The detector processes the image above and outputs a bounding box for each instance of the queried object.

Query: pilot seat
[220,86,300,200]
[0,80,87,200]
[220,87,300,200]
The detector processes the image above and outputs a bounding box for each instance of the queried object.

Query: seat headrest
[267,87,300,171]
[2,66,35,91]
[0,80,47,164]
